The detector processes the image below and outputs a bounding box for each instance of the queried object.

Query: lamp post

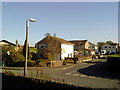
[24,19,36,76]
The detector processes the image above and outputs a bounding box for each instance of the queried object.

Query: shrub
[43,53,54,61]
[27,60,36,67]
[107,56,120,73]
[36,59,47,67]
[2,45,25,66]
[63,60,67,65]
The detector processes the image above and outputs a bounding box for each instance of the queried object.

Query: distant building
[0,40,20,51]
[101,43,119,54]
[35,35,74,60]
[69,40,91,55]
[89,42,98,53]
[0,40,16,46]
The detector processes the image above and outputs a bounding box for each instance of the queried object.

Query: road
[1,59,120,89]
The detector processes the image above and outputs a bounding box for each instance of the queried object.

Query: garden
[1,45,50,67]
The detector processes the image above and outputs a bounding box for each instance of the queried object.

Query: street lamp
[24,18,36,76]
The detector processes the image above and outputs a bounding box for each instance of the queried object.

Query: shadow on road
[77,62,120,80]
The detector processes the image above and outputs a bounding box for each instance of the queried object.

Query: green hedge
[8,60,36,67]
[107,56,120,73]
[3,73,109,89]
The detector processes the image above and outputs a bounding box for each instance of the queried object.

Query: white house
[61,43,74,59]
[89,42,98,53]
[101,43,119,54]
[35,35,74,60]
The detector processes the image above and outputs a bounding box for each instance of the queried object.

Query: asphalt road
[1,59,120,89]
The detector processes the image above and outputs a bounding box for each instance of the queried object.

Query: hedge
[106,56,120,73]
[2,73,109,89]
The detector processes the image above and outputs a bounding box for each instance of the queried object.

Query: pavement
[1,58,120,89]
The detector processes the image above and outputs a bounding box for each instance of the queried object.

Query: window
[39,44,46,48]
[109,47,111,48]
[105,46,107,48]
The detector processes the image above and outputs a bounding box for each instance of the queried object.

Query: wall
[85,41,90,49]
[61,44,74,60]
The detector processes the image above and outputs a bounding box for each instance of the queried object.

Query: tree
[106,41,114,44]
[44,35,61,60]
[22,39,30,59]
[2,45,25,66]
[97,42,106,52]
[45,33,51,37]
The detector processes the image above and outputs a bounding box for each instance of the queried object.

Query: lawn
[108,54,120,58]
[29,48,37,53]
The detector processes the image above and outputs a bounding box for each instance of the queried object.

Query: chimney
[16,40,18,47]
[15,40,19,51]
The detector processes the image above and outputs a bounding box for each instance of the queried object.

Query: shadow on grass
[77,63,120,80]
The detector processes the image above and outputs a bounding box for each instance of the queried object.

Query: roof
[0,40,16,46]
[69,40,87,42]
[102,43,118,47]
[36,36,74,45]
[85,48,94,51]
[69,40,88,46]
[109,43,118,46]
[89,42,97,46]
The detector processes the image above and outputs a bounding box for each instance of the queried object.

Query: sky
[2,2,118,46]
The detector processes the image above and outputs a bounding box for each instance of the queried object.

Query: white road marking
[80,75,88,77]
[88,76,96,78]
[65,73,71,75]
[73,74,79,76]
[0,69,2,73]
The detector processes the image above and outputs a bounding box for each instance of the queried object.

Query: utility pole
[24,19,36,77]
[24,20,28,76]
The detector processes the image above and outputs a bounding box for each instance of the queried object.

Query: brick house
[35,35,74,60]
[69,40,91,55]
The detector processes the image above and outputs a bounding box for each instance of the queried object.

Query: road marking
[0,69,2,73]
[88,76,96,78]
[73,74,79,76]
[80,75,88,77]
[65,73,71,75]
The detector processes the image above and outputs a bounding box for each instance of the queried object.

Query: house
[0,40,16,46]
[35,35,74,60]
[101,43,119,54]
[69,40,91,55]
[89,42,98,53]
[0,40,19,51]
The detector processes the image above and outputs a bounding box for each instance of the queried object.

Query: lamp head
[29,19,36,22]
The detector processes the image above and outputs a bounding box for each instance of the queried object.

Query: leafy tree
[22,39,30,59]
[2,45,25,66]
[43,35,61,60]
[106,41,114,44]
[45,33,51,37]
[43,53,53,60]
[97,42,106,52]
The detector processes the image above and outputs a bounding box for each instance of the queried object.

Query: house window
[70,53,72,57]
[39,44,46,48]
[113,46,115,48]
[109,47,111,48]
[74,46,77,49]
[105,46,107,48]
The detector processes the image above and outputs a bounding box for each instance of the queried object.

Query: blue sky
[2,2,118,46]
